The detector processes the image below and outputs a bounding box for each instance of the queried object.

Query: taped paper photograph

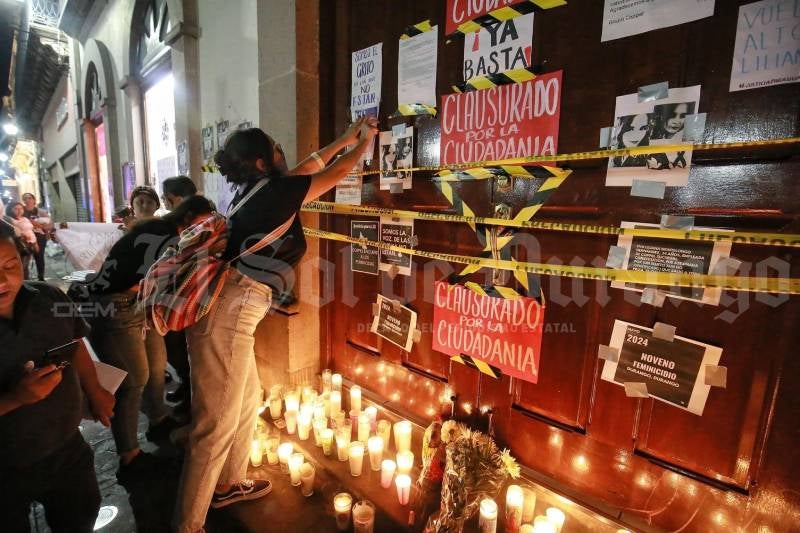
[611,221,733,305]
[379,129,414,190]
[606,85,701,187]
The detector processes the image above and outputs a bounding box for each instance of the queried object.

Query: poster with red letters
[432,282,544,383]
[446,0,530,35]
[440,70,562,166]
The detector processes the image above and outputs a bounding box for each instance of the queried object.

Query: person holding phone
[0,218,115,533]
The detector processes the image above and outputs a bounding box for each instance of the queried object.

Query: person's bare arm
[303,122,378,202]
[289,117,377,176]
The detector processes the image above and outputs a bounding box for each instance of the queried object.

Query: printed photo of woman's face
[383,144,397,164]
[653,102,696,139]
[618,114,650,148]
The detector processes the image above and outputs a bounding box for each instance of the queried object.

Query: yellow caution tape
[302,226,800,295]
[391,103,438,117]
[400,19,434,40]
[301,201,800,249]
[453,66,537,93]
[451,354,502,379]
[450,0,567,36]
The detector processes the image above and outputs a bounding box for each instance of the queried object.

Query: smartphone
[42,340,80,370]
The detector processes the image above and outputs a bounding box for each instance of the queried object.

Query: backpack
[137,178,295,335]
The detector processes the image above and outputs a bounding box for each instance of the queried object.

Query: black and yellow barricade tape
[433,179,478,232]
[435,164,562,181]
[453,66,537,93]
[451,354,503,379]
[302,226,800,295]
[513,170,570,223]
[301,201,800,249]
[336,137,800,177]
[449,0,567,36]
[400,19,433,40]
[391,103,438,117]
[201,163,218,173]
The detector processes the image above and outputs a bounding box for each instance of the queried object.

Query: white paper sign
[379,216,414,276]
[351,43,383,120]
[463,13,533,81]
[729,0,800,92]
[55,223,123,272]
[335,175,363,205]
[601,0,715,42]
[398,28,438,106]
[605,85,701,187]
[379,129,414,191]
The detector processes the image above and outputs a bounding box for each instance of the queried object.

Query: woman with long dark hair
[174,117,377,533]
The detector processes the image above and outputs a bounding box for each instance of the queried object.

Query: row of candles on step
[494,485,565,533]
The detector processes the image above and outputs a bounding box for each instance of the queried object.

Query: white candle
[522,488,537,523]
[377,419,392,449]
[365,406,378,431]
[348,442,365,477]
[545,508,566,532]
[521,526,535,533]
[350,385,362,413]
[394,420,412,452]
[367,436,384,471]
[336,424,352,462]
[330,391,342,417]
[332,409,346,430]
[323,391,331,417]
[314,401,327,422]
[285,408,297,435]
[278,442,293,474]
[395,474,411,505]
[479,498,498,533]
[333,492,353,531]
[284,391,300,413]
[322,369,332,393]
[381,459,397,488]
[265,437,279,465]
[299,462,315,497]
[313,418,327,447]
[269,396,282,419]
[302,386,316,404]
[250,439,263,467]
[297,411,312,440]
[289,452,304,486]
[321,428,335,456]
[352,499,376,533]
[396,450,414,475]
[357,412,370,443]
[532,521,556,533]
[332,373,343,392]
[506,485,524,533]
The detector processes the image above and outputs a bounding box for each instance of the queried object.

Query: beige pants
[174,271,271,533]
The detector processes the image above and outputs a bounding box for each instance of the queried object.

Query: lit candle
[330,391,342,416]
[314,401,327,422]
[521,526,535,533]
[348,442,365,477]
[365,406,378,431]
[322,369,332,393]
[250,439,263,467]
[323,391,331,417]
[394,420,412,452]
[333,492,353,531]
[522,488,537,523]
[332,409,346,430]
[321,428,335,456]
[285,408,297,435]
[299,462,315,497]
[313,418,327,447]
[545,508,566,532]
[368,436,384,471]
[357,412,371,443]
[377,419,392,448]
[336,423,352,462]
[278,442,293,474]
[350,385,362,413]
[395,474,411,505]
[505,485,524,533]
[381,459,396,488]
[302,385,316,404]
[352,500,376,533]
[297,411,312,441]
[396,450,414,475]
[350,409,360,430]
[532,520,556,533]
[289,452,304,486]
[265,436,280,465]
[284,391,300,413]
[332,373,343,392]
[269,395,282,419]
[479,498,498,533]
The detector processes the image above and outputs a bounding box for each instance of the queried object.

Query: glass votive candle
[302,385,316,404]
[265,436,280,465]
[521,526,535,533]
[314,400,327,422]
[312,418,327,446]
[332,373,342,392]
[396,450,414,475]
[505,485,524,533]
[333,492,353,531]
[357,412,371,443]
[377,419,392,448]
[395,474,411,505]
[332,409,346,430]
[532,519,556,533]
[350,385,362,413]
[352,499,376,533]
[381,459,396,488]
[284,391,300,413]
[321,428,335,456]
[289,452,304,486]
[297,411,312,441]
[250,439,263,467]
[285,408,298,435]
[545,508,566,532]
[479,498,498,533]
[522,487,537,523]
[269,395,282,419]
[330,390,342,416]
[300,462,315,497]
[350,409,360,431]
[365,406,378,431]
[278,442,293,474]
[348,441,365,476]
[323,391,331,418]
[336,424,352,462]
[393,420,412,452]
[367,436,384,471]
[322,368,332,393]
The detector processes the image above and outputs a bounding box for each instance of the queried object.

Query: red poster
[440,70,562,166]
[432,282,544,383]
[445,0,528,35]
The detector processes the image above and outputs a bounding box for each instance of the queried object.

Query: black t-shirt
[224,175,312,293]
[0,283,90,468]
[81,218,178,295]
